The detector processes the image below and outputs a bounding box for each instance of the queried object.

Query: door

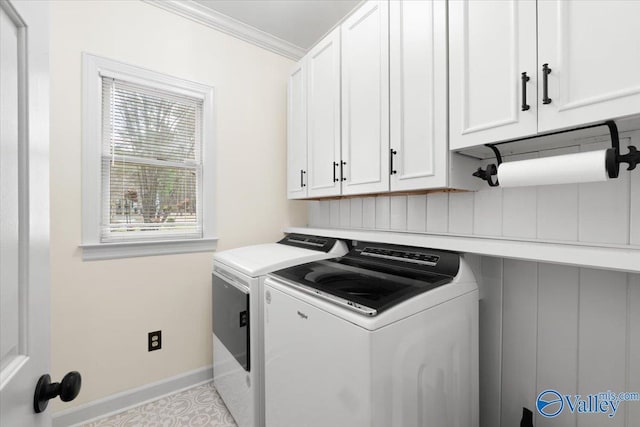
[390,0,447,191]
[341,0,389,195]
[538,0,640,132]
[287,59,307,199]
[307,27,341,198]
[0,1,51,426]
[449,0,537,150]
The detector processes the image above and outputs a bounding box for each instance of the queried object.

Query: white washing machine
[212,234,348,427]
[264,241,479,427]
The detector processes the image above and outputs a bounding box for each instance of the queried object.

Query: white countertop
[285,227,640,274]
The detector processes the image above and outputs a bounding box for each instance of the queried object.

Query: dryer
[264,241,479,427]
[212,234,347,427]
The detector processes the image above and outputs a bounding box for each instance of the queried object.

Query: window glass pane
[104,159,200,234]
[110,90,198,162]
[101,77,203,241]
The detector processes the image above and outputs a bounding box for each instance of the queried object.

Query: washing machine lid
[214,234,347,278]
[270,242,460,316]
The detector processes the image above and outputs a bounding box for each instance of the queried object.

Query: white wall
[307,133,640,426]
[49,0,306,410]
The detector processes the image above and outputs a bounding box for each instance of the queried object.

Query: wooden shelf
[285,227,640,273]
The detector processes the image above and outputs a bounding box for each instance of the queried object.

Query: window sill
[80,238,218,261]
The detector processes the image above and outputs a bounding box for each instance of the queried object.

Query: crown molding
[142,0,306,60]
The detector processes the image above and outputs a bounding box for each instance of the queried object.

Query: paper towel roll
[497,149,609,188]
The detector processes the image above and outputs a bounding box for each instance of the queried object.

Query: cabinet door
[449,0,537,150]
[307,28,341,198]
[287,60,307,199]
[538,1,640,132]
[341,0,389,195]
[390,0,447,191]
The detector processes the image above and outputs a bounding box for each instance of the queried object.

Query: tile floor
[82,382,237,427]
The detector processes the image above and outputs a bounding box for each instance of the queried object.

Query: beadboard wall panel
[330,199,340,227]
[362,197,376,229]
[477,257,503,427]
[316,200,329,227]
[375,196,390,230]
[578,139,631,245]
[536,264,580,427]
[500,260,538,427]
[390,195,407,230]
[577,269,628,427]
[469,259,640,427]
[449,192,474,235]
[473,185,502,237]
[629,274,640,424]
[426,192,448,233]
[350,198,363,228]
[406,195,427,232]
[631,166,640,246]
[339,199,350,228]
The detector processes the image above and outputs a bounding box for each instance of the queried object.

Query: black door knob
[34,371,82,413]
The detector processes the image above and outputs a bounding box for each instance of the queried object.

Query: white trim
[81,53,217,258]
[52,366,213,427]
[142,0,306,60]
[81,237,218,260]
[285,227,640,274]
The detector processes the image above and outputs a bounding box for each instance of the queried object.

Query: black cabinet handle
[521,72,530,111]
[340,161,346,181]
[333,162,339,182]
[542,63,552,104]
[390,149,397,175]
[300,169,306,187]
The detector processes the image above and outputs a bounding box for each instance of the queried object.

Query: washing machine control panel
[348,241,460,278]
[360,247,440,266]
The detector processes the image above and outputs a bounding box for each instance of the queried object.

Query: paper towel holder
[472,120,640,187]
[472,145,502,187]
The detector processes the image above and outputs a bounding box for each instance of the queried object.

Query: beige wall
[50,0,306,410]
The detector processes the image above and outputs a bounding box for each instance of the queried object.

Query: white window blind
[101,77,203,242]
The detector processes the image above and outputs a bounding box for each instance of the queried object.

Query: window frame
[81,53,217,260]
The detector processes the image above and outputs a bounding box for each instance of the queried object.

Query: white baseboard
[52,365,213,427]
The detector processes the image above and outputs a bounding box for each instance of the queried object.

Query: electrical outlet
[148,330,161,352]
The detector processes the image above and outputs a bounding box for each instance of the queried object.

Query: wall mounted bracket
[472,145,502,187]
[472,120,640,187]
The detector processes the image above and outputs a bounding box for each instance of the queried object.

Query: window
[82,54,216,260]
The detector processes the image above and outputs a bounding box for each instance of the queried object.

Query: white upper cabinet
[287,0,480,200]
[537,0,640,133]
[287,60,308,199]
[450,0,640,151]
[449,0,538,151]
[307,27,341,198]
[340,0,389,195]
[390,0,448,190]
